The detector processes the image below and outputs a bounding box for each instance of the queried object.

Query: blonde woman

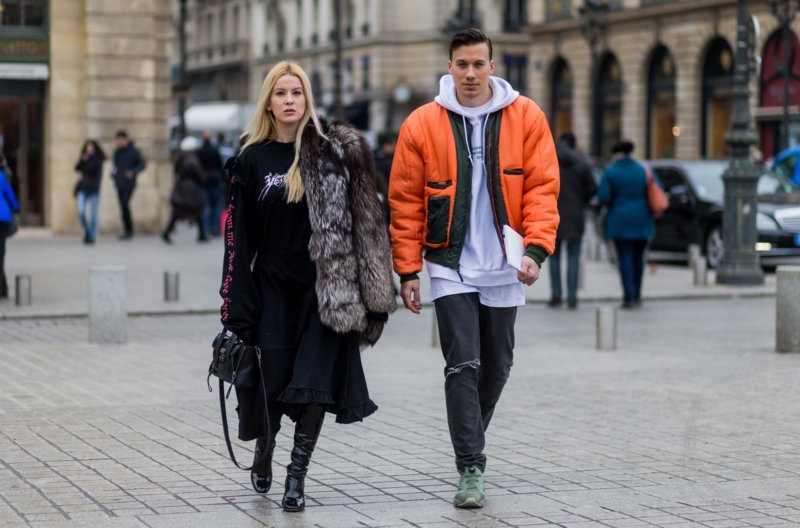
[219,61,395,512]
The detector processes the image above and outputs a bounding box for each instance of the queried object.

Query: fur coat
[299,121,397,345]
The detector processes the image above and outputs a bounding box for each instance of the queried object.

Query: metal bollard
[432,307,439,348]
[776,266,800,352]
[15,275,31,306]
[596,307,617,350]
[89,266,127,344]
[693,257,708,286]
[164,270,180,302]
[687,244,701,270]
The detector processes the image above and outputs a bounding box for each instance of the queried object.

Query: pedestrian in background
[597,140,658,309]
[162,136,207,244]
[219,60,394,512]
[390,29,559,509]
[74,140,106,245]
[549,132,597,309]
[373,132,396,222]
[197,130,225,237]
[112,130,146,240]
[0,153,19,299]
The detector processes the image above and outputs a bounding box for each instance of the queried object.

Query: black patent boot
[282,404,325,512]
[250,436,276,494]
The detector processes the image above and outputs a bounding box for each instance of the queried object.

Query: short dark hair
[612,140,635,155]
[559,132,576,150]
[115,130,128,139]
[449,28,492,60]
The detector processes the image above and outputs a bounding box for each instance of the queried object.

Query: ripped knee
[444,359,481,378]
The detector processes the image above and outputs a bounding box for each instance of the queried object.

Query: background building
[0,0,173,232]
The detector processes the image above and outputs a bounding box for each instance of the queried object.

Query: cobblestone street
[2,297,800,527]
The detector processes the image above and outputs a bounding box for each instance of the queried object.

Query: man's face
[448,43,494,102]
[116,136,128,149]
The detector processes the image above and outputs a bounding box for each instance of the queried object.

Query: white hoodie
[427,75,525,306]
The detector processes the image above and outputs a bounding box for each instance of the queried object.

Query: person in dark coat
[372,132,396,223]
[548,132,597,309]
[112,130,146,240]
[162,136,207,243]
[197,130,225,237]
[220,60,395,512]
[74,140,106,244]
[597,140,660,308]
[0,153,19,299]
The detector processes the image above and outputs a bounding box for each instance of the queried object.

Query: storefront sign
[0,63,49,79]
[0,40,48,58]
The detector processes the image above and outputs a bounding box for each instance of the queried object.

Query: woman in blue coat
[597,141,658,308]
[0,153,19,299]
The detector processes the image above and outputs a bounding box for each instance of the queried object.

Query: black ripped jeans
[434,293,516,472]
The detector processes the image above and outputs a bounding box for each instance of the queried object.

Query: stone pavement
[2,296,800,527]
[0,226,781,319]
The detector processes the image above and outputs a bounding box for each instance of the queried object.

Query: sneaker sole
[454,497,484,508]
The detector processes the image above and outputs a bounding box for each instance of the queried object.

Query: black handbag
[207,330,271,470]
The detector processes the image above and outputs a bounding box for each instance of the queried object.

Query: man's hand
[125,170,134,179]
[517,256,540,286]
[400,279,422,314]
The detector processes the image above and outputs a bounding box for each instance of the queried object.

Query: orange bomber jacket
[388,96,561,281]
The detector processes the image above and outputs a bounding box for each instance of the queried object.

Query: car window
[681,162,728,202]
[653,168,684,191]
[774,154,797,180]
[758,170,795,195]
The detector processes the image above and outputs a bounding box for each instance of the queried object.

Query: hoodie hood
[435,75,519,116]
[556,142,582,167]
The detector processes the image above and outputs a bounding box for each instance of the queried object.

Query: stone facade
[44,0,172,233]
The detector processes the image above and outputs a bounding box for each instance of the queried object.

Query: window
[219,8,226,43]
[362,56,370,90]
[296,0,303,47]
[545,0,571,21]
[774,155,798,180]
[0,0,45,27]
[504,55,527,94]
[232,5,239,40]
[206,13,212,46]
[504,0,526,33]
[346,58,354,93]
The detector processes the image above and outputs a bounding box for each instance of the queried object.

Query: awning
[182,102,256,133]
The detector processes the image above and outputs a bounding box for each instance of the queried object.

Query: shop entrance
[0,79,44,225]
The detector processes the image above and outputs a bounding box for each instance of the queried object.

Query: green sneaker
[454,466,485,508]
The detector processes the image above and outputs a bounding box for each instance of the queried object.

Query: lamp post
[175,0,189,142]
[767,0,800,151]
[716,0,765,285]
[578,0,609,158]
[333,0,344,121]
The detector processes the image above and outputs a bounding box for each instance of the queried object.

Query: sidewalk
[1,298,798,527]
[1,226,778,319]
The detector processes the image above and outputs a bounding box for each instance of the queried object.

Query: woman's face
[267,74,306,128]
[85,143,95,155]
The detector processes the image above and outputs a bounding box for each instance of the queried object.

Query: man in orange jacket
[389,29,560,508]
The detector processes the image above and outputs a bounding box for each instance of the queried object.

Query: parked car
[647,160,800,267]
[772,146,800,185]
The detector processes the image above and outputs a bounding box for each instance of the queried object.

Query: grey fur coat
[299,121,397,345]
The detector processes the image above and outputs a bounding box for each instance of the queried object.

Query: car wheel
[705,225,724,268]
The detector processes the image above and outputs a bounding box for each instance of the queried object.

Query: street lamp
[767,0,800,151]
[578,0,609,157]
[716,0,765,285]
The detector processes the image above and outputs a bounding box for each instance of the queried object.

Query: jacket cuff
[399,273,419,284]
[525,245,549,267]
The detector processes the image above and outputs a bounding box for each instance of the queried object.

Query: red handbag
[645,165,669,218]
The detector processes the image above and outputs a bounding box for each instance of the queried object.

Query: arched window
[701,38,734,158]
[550,58,572,139]
[266,2,286,54]
[760,29,800,158]
[594,52,623,160]
[647,46,676,159]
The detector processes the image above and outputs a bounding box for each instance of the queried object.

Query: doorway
[0,80,44,225]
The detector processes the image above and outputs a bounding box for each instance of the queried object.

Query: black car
[648,160,800,267]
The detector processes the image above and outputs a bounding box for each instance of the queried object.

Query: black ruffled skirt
[234,252,377,441]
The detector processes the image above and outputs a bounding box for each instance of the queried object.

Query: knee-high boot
[282,404,325,512]
[251,435,276,494]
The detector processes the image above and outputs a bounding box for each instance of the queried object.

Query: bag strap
[217,346,272,471]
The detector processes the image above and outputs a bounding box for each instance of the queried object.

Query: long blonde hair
[240,60,326,202]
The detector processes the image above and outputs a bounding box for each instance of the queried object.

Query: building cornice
[527,0,757,36]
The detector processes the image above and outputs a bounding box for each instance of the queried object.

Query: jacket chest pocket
[426,196,450,245]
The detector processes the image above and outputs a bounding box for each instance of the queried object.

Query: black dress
[221,140,377,442]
